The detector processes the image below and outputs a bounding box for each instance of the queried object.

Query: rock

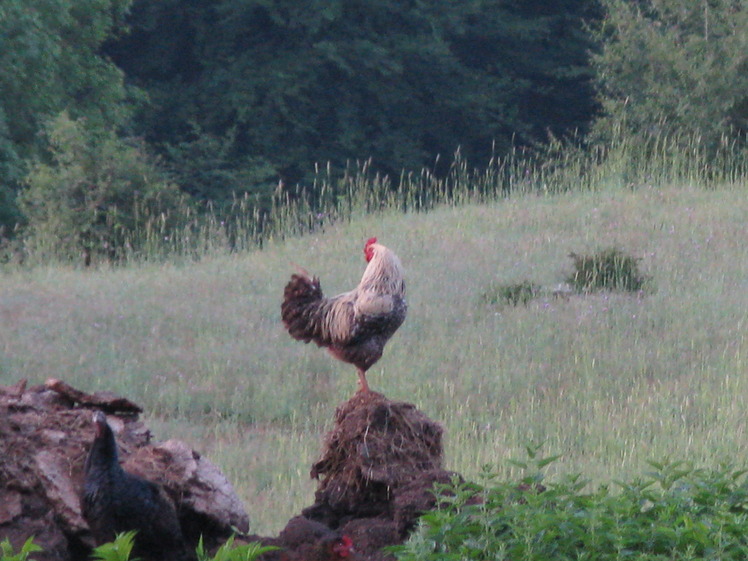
[125,439,250,539]
[0,490,23,524]
[34,449,88,533]
[44,378,143,414]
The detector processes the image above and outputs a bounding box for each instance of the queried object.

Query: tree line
[1,0,746,261]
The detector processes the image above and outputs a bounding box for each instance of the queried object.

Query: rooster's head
[364,237,378,262]
[92,410,108,438]
[331,535,354,558]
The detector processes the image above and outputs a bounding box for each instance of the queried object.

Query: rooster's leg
[356,369,370,393]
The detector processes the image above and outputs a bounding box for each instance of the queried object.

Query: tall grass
[1,132,747,534]
[125,128,746,265]
[9,127,744,267]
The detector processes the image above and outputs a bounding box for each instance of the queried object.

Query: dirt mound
[0,379,249,560]
[1,381,458,561]
[301,391,459,561]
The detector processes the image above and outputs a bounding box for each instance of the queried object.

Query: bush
[567,247,647,292]
[392,454,748,561]
[18,112,188,264]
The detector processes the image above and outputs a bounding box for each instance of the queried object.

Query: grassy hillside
[1,184,747,534]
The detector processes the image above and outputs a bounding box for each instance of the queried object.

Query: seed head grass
[1,184,748,534]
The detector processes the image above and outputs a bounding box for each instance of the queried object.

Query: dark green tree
[19,113,184,264]
[592,0,748,148]
[447,0,602,145]
[106,0,601,203]
[0,0,134,230]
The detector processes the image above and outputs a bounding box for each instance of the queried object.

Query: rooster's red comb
[333,535,354,558]
[363,237,378,262]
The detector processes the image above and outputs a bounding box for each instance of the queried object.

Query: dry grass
[2,184,748,534]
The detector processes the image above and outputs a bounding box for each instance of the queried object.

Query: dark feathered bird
[278,516,354,561]
[81,410,191,561]
[281,237,407,393]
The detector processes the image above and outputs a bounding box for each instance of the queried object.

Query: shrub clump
[393,458,748,561]
[18,112,187,265]
[567,247,647,292]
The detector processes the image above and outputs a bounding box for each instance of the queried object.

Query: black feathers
[82,411,192,561]
[281,273,328,345]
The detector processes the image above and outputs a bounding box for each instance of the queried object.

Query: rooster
[281,237,407,393]
[81,411,191,561]
[277,516,355,561]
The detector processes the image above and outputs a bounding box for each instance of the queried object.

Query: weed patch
[480,280,541,307]
[567,247,648,292]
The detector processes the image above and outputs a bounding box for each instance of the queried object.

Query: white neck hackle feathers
[312,242,406,346]
[358,243,405,295]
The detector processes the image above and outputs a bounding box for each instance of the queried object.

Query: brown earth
[300,390,459,561]
[0,381,456,561]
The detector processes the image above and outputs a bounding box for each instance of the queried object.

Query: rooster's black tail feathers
[281,274,324,344]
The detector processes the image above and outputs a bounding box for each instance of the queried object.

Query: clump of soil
[0,379,249,560]
[301,391,459,561]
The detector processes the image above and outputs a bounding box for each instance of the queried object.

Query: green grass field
[2,183,747,535]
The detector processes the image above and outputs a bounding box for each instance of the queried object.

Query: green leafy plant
[90,532,137,561]
[567,247,647,292]
[196,536,279,561]
[0,537,42,561]
[392,453,748,561]
[82,533,277,561]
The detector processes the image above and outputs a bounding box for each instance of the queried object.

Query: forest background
[0,0,746,263]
